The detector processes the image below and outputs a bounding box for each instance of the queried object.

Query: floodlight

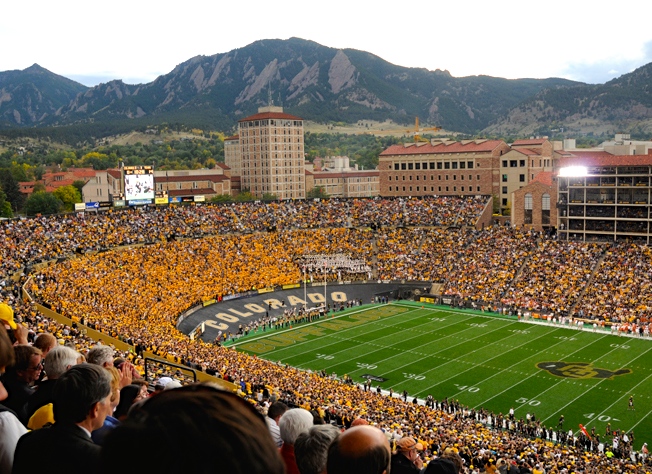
[558,166,588,177]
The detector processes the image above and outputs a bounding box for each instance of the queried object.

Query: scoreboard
[124,166,154,202]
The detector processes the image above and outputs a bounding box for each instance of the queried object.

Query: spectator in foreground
[25,345,80,423]
[0,326,27,473]
[295,423,341,474]
[1,345,42,425]
[279,408,315,474]
[327,425,391,474]
[267,400,288,447]
[390,436,424,474]
[12,364,113,474]
[100,384,285,474]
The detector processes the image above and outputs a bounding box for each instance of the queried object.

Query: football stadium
[2,196,651,473]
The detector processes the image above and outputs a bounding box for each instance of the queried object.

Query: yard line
[537,343,652,425]
[580,348,652,429]
[314,310,496,372]
[625,391,652,433]
[413,325,569,399]
[319,313,522,376]
[471,333,612,410]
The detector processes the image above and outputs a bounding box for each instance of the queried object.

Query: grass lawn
[233,301,652,450]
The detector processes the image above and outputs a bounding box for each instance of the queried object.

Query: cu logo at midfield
[536,361,631,380]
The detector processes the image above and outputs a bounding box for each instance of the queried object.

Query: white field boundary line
[316,309,520,374]
[238,303,484,363]
[288,310,472,369]
[234,305,431,360]
[411,325,570,399]
[624,385,652,434]
[282,308,492,374]
[546,347,652,426]
[472,333,614,412]
[535,343,652,425]
[230,305,405,347]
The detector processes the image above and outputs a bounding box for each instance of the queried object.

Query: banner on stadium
[85,202,100,210]
[194,195,205,202]
[75,203,85,211]
[441,297,453,305]
[202,299,216,307]
[420,297,436,304]
[282,284,301,290]
[128,199,152,206]
[113,200,126,207]
[258,288,275,294]
[169,197,182,203]
[155,197,168,205]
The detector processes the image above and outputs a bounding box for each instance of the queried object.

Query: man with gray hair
[13,363,113,473]
[279,408,314,474]
[26,345,81,421]
[295,424,341,474]
[86,345,114,368]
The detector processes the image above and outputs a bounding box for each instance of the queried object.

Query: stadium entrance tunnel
[177,282,428,343]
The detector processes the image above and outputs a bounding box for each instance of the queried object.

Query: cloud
[559,40,652,84]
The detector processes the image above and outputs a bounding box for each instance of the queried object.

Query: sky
[3,0,652,87]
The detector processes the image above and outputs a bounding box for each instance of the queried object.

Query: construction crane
[406,117,441,142]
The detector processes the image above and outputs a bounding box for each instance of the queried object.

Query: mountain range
[1,37,651,138]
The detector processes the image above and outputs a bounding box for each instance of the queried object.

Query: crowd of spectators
[2,197,652,472]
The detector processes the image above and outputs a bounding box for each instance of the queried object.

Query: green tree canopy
[0,169,25,212]
[23,192,63,216]
[306,186,330,199]
[0,187,12,218]
[53,185,82,212]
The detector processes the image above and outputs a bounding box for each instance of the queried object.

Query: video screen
[124,166,154,201]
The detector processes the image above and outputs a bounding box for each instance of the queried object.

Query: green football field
[233,302,652,449]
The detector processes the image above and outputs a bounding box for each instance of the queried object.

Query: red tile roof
[530,171,554,187]
[107,169,122,179]
[168,188,217,197]
[238,111,302,122]
[312,171,379,179]
[557,154,652,168]
[155,175,229,183]
[216,163,230,170]
[380,140,505,156]
[224,135,239,141]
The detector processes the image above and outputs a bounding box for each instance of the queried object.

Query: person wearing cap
[0,303,28,346]
[391,436,424,473]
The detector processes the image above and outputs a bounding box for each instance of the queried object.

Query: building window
[444,162,450,169]
[519,174,525,182]
[415,163,420,170]
[468,161,474,169]
[542,193,551,225]
[524,193,533,224]
[408,163,414,170]
[452,162,458,169]
[401,163,406,170]
[394,163,400,170]
[502,186,508,194]
[520,160,525,167]
[502,160,508,167]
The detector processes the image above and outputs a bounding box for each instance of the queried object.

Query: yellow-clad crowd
[2,197,652,473]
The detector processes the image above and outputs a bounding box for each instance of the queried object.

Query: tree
[32,183,46,193]
[0,187,12,218]
[210,194,232,203]
[306,186,329,199]
[261,193,278,202]
[53,185,82,212]
[72,180,86,197]
[0,169,25,212]
[23,192,63,216]
[234,191,255,202]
